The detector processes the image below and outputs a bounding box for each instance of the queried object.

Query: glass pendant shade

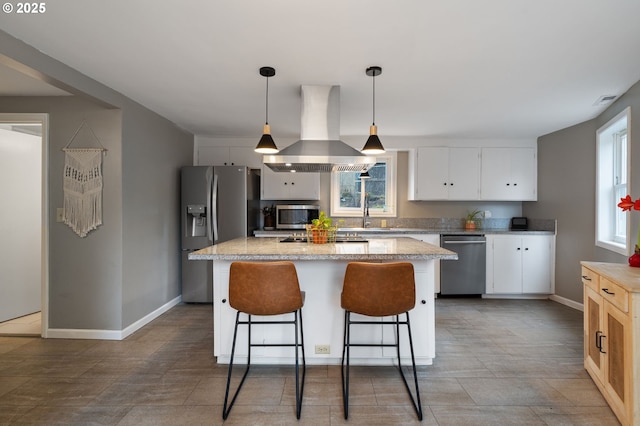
[255,124,279,154]
[361,124,385,154]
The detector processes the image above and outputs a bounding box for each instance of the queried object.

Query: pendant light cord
[265,75,269,125]
[371,72,376,126]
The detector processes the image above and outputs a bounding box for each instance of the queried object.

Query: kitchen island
[190,237,456,365]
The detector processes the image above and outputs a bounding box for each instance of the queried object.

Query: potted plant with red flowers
[617,195,640,267]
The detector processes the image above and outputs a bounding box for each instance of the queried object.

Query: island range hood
[262,85,376,173]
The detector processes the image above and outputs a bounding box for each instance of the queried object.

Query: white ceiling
[1,0,640,140]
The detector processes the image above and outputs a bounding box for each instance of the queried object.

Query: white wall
[0,127,41,322]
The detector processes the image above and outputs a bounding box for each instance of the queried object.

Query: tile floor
[0,299,620,425]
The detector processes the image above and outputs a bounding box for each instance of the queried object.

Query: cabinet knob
[222,299,227,304]
[443,182,447,186]
[524,247,529,251]
[284,182,287,185]
[421,300,426,304]
[450,183,454,186]
[291,182,295,185]
[506,183,510,186]
[517,247,521,250]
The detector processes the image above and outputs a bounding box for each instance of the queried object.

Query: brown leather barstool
[340,262,422,420]
[222,261,306,420]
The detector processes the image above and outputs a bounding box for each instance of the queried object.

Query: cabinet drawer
[581,267,599,292]
[600,277,629,313]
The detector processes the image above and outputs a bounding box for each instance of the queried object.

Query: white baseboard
[45,296,182,340]
[549,294,584,312]
[482,294,549,300]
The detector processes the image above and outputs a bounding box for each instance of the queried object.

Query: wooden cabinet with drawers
[581,261,640,426]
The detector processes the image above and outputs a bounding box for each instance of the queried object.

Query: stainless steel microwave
[276,205,320,229]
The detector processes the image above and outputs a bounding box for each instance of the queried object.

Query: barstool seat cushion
[341,262,415,317]
[229,261,303,316]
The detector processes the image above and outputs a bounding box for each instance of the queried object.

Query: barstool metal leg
[341,310,351,419]
[222,312,251,420]
[397,311,423,420]
[294,308,307,419]
[341,310,423,421]
[223,310,307,420]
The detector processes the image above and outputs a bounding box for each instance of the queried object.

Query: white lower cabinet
[486,234,554,294]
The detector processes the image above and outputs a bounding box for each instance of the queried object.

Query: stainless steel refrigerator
[181,165,260,303]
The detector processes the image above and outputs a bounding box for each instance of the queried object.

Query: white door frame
[0,113,49,337]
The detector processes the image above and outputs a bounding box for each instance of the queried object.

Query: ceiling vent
[593,95,617,106]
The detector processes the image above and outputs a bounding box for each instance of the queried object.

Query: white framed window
[330,151,397,217]
[596,107,631,255]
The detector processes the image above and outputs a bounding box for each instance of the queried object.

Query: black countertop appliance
[510,217,528,230]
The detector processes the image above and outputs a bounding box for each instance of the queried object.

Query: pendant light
[359,171,371,179]
[361,66,386,154]
[254,66,279,153]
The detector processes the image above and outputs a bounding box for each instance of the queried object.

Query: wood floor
[0,298,620,425]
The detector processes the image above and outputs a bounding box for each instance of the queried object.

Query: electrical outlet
[381,219,387,228]
[56,208,64,222]
[315,344,330,354]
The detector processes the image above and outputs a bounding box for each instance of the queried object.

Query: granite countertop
[189,237,458,261]
[253,228,556,237]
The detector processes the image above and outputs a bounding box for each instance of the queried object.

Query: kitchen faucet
[362,193,370,228]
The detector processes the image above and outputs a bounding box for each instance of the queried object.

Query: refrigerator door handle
[211,173,219,242]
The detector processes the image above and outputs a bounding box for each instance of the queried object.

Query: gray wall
[0,30,193,331]
[524,79,640,303]
[121,105,192,327]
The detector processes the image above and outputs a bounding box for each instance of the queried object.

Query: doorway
[0,113,48,336]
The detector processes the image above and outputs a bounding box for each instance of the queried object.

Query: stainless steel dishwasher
[440,234,486,296]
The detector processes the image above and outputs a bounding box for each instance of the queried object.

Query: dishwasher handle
[442,240,486,245]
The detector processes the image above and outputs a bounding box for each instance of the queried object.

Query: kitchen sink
[279,236,369,243]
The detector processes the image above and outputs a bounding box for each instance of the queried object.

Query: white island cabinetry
[190,237,456,365]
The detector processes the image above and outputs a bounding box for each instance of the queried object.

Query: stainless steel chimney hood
[263,85,376,173]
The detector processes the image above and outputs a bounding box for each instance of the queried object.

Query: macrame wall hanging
[62,120,107,238]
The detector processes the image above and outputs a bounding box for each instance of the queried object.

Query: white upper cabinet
[480,147,537,201]
[261,165,320,200]
[410,147,480,200]
[197,146,263,169]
